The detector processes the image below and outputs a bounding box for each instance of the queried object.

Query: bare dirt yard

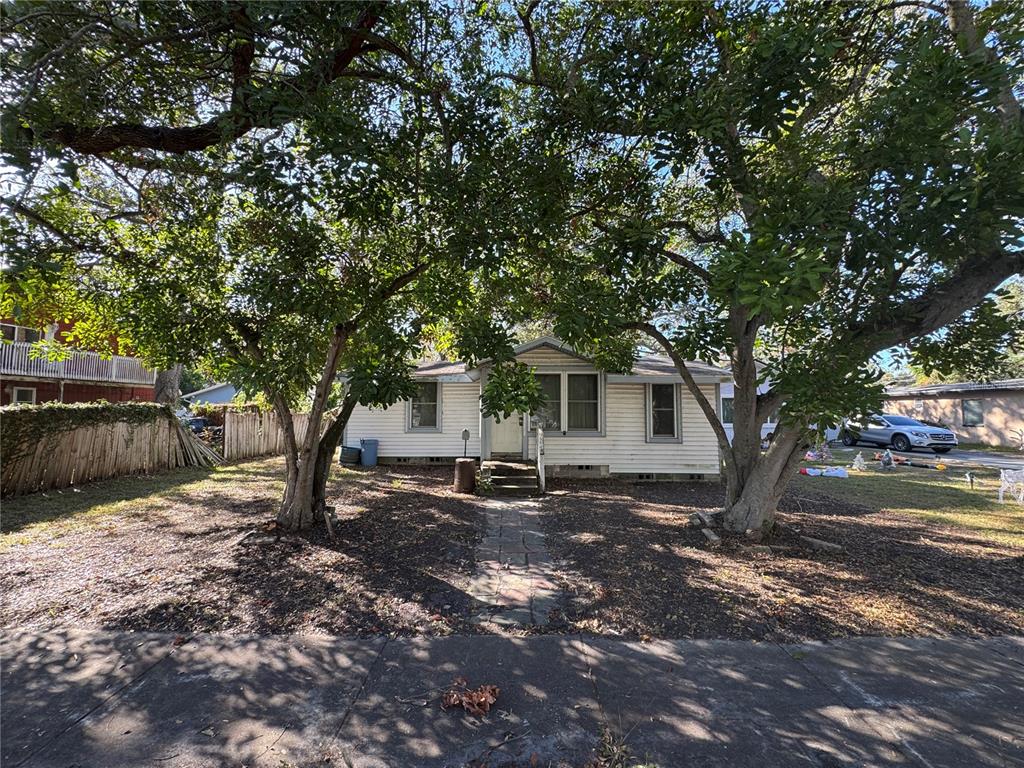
[1,460,484,636]
[541,466,1024,641]
[3,457,1021,642]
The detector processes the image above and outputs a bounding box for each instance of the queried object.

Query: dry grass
[794,452,1023,548]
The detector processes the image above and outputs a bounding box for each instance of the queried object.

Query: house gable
[512,338,596,370]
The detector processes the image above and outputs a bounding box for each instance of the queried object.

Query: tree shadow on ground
[540,478,1024,641]
[4,628,1022,768]
[0,462,492,637]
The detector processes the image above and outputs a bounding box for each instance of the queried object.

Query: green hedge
[1,401,174,461]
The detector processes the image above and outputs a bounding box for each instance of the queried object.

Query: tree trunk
[722,422,809,533]
[275,329,349,532]
[312,394,357,513]
[274,393,319,531]
[278,455,318,531]
[153,364,183,404]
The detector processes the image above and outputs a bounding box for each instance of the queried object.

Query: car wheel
[933,447,952,454]
[891,434,911,452]
[841,431,856,447]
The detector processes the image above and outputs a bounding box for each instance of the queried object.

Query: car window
[883,415,921,426]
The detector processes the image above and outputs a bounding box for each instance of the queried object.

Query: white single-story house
[182,382,238,405]
[343,337,731,479]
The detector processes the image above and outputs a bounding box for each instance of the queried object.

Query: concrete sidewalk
[2,630,1022,768]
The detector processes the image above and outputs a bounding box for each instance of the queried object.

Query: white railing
[0,341,156,386]
[536,422,546,493]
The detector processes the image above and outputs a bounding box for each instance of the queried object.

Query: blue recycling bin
[360,438,379,467]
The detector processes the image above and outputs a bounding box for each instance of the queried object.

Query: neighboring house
[343,337,731,479]
[0,319,156,406]
[719,379,778,443]
[885,379,1024,449]
[182,382,239,405]
[718,380,839,444]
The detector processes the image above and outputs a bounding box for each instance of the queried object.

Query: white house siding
[528,383,721,475]
[344,382,482,458]
[516,348,592,369]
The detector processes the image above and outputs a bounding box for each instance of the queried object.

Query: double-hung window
[536,374,561,430]
[567,374,599,431]
[532,372,601,434]
[647,383,679,441]
[408,382,440,430]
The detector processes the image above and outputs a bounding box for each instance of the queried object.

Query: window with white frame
[567,374,599,431]
[721,396,735,424]
[12,387,36,404]
[0,324,41,342]
[647,383,679,441]
[531,372,601,434]
[535,374,561,430]
[408,382,440,430]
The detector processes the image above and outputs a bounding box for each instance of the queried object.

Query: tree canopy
[485,0,1024,528]
[2,0,1021,532]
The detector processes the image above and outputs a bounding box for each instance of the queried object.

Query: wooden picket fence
[2,405,222,497]
[222,409,310,461]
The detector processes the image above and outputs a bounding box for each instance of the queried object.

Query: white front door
[491,412,523,455]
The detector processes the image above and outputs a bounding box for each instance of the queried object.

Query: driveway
[835,444,1023,471]
[3,629,1022,767]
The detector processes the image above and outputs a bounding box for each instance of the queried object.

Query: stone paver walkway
[468,498,560,626]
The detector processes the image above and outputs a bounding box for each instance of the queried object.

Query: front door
[491,412,523,456]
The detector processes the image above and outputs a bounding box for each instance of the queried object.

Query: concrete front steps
[483,459,541,497]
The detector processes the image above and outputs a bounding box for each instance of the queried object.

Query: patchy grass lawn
[541,467,1023,641]
[792,463,1024,548]
[1,458,484,636]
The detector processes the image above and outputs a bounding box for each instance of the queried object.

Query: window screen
[721,397,735,424]
[409,382,439,429]
[650,384,676,437]
[567,374,598,431]
[12,387,35,404]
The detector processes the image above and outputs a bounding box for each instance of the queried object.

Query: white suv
[841,414,958,454]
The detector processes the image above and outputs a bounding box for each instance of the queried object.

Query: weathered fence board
[222,410,310,461]
[2,405,221,497]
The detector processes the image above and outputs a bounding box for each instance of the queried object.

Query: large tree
[500,0,1024,532]
[1,1,559,530]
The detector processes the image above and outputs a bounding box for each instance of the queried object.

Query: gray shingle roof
[886,378,1024,396]
[412,342,730,381]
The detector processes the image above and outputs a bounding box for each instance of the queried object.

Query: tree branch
[623,321,736,469]
[844,242,1024,354]
[517,1,543,85]
[945,0,1022,130]
[663,218,727,245]
[661,248,713,283]
[344,261,431,331]
[40,3,387,155]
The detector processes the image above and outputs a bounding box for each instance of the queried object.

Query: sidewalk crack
[326,636,390,751]
[14,634,182,768]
